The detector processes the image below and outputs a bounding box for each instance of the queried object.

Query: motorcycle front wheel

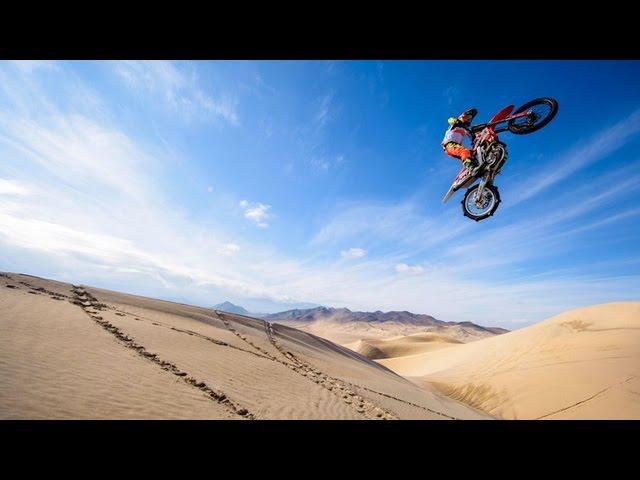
[508,97,558,135]
[462,184,501,221]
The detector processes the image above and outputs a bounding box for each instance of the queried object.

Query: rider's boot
[463,158,476,174]
[466,156,483,176]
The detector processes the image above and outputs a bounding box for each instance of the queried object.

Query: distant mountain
[212,304,509,344]
[263,306,508,344]
[265,306,443,326]
[212,301,250,316]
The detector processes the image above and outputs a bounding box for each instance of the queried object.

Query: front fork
[474,143,506,204]
[474,172,495,206]
[473,146,490,204]
[474,177,489,205]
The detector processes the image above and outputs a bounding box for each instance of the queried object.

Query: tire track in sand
[215,310,397,420]
[263,319,458,420]
[218,310,461,419]
[536,375,637,419]
[113,305,391,418]
[68,286,254,419]
[7,276,71,302]
[104,305,274,362]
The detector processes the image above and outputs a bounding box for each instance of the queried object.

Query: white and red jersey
[441,126,470,147]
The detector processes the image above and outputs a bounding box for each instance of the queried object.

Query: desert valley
[1,272,639,420]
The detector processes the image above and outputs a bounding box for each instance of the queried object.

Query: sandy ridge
[66,284,254,419]
[535,375,637,419]
[263,319,461,420]
[378,302,640,419]
[1,272,490,419]
[101,299,413,419]
[216,310,463,420]
[115,307,274,361]
[215,310,397,420]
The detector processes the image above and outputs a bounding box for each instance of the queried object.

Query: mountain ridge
[264,306,508,333]
[211,303,509,342]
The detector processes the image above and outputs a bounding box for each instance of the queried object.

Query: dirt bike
[442,97,558,221]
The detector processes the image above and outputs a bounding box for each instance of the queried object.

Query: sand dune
[0,272,489,420]
[345,332,463,360]
[8,270,632,420]
[281,319,498,346]
[379,302,640,419]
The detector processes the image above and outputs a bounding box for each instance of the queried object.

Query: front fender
[443,185,456,203]
[443,176,478,203]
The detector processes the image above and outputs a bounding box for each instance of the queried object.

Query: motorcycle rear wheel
[508,97,558,135]
[462,184,501,221]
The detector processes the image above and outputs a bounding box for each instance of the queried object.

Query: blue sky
[0,60,639,328]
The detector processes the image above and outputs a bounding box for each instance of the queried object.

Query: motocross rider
[442,108,478,172]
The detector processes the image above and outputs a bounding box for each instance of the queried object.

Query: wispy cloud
[512,108,640,205]
[0,178,30,196]
[114,61,239,126]
[436,164,640,279]
[240,200,272,228]
[253,73,277,95]
[218,243,240,256]
[341,247,366,260]
[395,263,424,275]
[0,62,293,305]
[315,93,332,126]
[308,154,345,172]
[312,198,470,252]
[10,60,59,74]
[443,85,459,107]
[315,92,335,129]
[558,207,640,237]
[309,157,330,171]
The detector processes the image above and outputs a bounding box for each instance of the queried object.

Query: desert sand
[0,272,489,420]
[378,302,640,419]
[344,332,463,360]
[281,318,497,346]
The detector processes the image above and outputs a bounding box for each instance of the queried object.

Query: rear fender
[488,105,515,124]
